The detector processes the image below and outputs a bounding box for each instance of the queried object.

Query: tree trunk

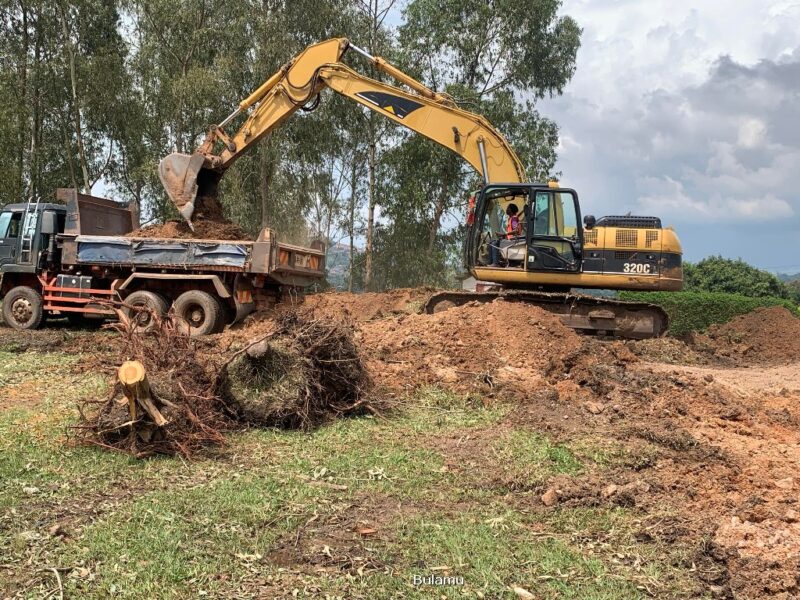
[348,150,358,292]
[364,121,377,290]
[30,15,44,197]
[58,3,91,192]
[61,115,78,191]
[118,361,167,427]
[16,1,29,198]
[259,140,276,229]
[427,155,459,251]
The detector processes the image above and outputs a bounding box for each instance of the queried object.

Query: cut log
[118,360,168,427]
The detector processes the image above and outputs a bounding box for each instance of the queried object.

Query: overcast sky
[538,0,800,271]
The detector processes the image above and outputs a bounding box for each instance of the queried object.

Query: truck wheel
[2,286,44,330]
[124,291,169,333]
[211,299,231,334]
[173,290,224,337]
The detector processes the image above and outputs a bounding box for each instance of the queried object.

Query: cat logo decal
[355,91,423,119]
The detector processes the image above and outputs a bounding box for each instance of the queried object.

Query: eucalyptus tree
[0,0,127,201]
[370,0,580,285]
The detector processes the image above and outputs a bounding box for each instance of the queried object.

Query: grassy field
[0,347,701,599]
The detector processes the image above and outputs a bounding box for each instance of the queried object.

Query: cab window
[532,192,578,238]
[0,212,22,238]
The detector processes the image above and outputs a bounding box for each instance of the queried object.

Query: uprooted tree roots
[218,314,375,429]
[74,310,377,458]
[74,310,228,458]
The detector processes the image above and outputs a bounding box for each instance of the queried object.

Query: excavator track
[423,290,668,339]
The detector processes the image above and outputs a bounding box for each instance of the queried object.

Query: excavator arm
[159,38,526,224]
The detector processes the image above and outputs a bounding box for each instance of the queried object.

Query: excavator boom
[159,38,525,222]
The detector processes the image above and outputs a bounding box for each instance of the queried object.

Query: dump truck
[0,189,325,335]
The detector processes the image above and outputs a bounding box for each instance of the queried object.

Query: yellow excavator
[159,38,683,338]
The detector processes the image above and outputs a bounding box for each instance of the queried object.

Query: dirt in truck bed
[126,218,252,241]
[3,289,800,597]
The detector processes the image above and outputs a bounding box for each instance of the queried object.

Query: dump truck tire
[173,290,224,337]
[124,291,169,333]
[2,286,44,330]
[211,298,231,334]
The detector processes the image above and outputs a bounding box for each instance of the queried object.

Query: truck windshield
[0,212,10,238]
[0,212,21,238]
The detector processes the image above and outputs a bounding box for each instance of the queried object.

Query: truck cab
[0,202,65,273]
[0,201,67,330]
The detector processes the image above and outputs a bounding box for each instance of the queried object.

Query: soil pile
[625,336,711,365]
[219,314,374,429]
[358,299,583,394]
[298,288,434,323]
[705,306,800,364]
[127,219,252,241]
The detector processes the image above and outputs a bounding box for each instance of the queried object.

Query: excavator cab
[468,183,583,275]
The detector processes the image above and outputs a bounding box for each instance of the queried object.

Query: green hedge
[619,291,799,336]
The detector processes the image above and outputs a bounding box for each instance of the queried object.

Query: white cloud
[538,0,800,265]
[637,176,793,221]
[737,119,766,148]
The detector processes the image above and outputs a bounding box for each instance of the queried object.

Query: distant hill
[777,272,800,282]
[326,243,360,290]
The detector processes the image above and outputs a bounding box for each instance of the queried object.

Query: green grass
[503,429,583,475]
[339,511,645,599]
[64,475,326,598]
[0,350,82,386]
[0,348,704,599]
[620,290,799,335]
[396,386,510,431]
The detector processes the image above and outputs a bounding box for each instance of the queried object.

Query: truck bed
[74,235,254,270]
[57,189,325,287]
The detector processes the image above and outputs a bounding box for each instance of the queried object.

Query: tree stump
[118,360,168,427]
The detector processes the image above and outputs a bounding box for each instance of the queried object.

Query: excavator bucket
[158,153,206,223]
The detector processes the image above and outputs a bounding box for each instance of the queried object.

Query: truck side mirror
[41,210,58,235]
[583,215,596,230]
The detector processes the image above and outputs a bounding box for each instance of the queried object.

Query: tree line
[0,0,580,290]
[685,257,800,304]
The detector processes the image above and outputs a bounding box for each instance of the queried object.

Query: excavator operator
[489,203,523,267]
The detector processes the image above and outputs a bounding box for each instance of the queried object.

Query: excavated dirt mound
[627,306,800,367]
[127,219,252,241]
[210,288,435,347]
[358,299,583,395]
[625,336,712,365]
[298,288,434,323]
[508,332,800,599]
[705,306,800,364]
